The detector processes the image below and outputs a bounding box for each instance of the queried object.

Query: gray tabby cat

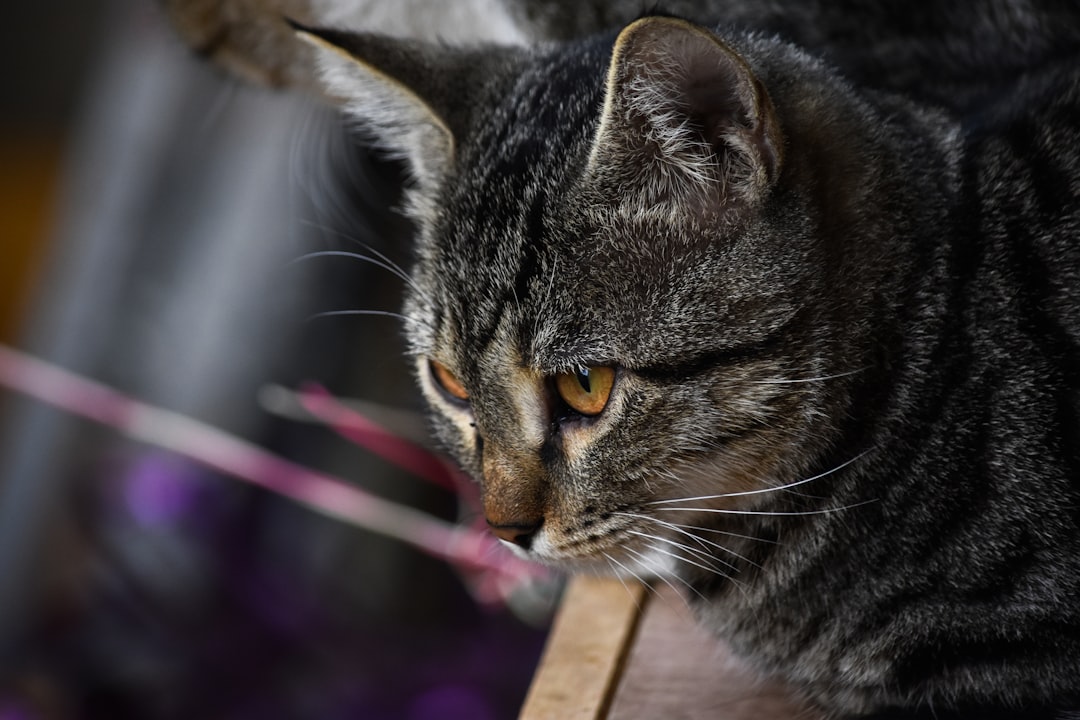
[166,1,1080,717]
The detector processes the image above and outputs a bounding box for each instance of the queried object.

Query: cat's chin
[515,536,680,583]
[601,547,679,583]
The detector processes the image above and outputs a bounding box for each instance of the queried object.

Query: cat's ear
[586,16,783,218]
[292,24,517,214]
[164,0,519,213]
[292,25,455,193]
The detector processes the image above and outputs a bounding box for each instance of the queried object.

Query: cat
[164,1,1080,717]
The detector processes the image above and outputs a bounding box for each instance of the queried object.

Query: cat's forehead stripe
[480,315,547,448]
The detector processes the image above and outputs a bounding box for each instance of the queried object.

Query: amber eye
[554,366,615,417]
[430,360,470,402]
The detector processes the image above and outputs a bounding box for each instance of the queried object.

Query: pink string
[294,383,482,514]
[0,343,543,596]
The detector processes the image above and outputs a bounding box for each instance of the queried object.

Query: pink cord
[0,343,544,599]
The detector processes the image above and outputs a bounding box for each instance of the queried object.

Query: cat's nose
[487,518,542,550]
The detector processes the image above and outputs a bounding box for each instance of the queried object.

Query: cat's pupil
[576,370,592,394]
[553,366,616,417]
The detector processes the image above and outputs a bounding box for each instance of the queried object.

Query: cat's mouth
[499,511,689,582]
[503,458,782,583]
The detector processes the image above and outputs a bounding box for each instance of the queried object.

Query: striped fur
[166,1,1080,717]
[305,9,1080,719]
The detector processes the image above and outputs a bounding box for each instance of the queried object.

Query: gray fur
[290,5,1080,719]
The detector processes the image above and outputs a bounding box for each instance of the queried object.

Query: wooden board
[608,586,817,719]
[521,579,818,720]
[518,576,646,720]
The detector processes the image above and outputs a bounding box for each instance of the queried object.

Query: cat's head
[288,16,852,578]
[287,16,866,578]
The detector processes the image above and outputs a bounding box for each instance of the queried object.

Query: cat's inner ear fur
[587,16,783,218]
[293,24,456,209]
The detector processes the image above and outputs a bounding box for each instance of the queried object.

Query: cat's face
[408,197,824,576]
[398,49,840,578]
[302,17,840,578]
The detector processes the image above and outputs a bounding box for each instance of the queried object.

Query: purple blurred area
[4,448,544,719]
[123,454,203,527]
[0,2,548,717]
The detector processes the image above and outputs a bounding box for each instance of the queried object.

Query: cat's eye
[430,360,470,402]
[554,366,615,417]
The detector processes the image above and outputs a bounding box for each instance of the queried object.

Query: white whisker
[647,451,868,506]
[658,517,777,545]
[307,309,432,329]
[622,546,704,601]
[618,512,762,567]
[637,538,735,582]
[296,219,412,277]
[750,367,867,384]
[293,248,410,282]
[292,248,430,301]
[655,499,876,517]
[627,529,738,573]
[602,551,654,603]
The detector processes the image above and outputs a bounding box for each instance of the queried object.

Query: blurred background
[0,1,549,717]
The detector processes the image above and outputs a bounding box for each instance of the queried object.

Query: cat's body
[165,1,1080,717]
[682,48,1080,716]
[507,0,1080,110]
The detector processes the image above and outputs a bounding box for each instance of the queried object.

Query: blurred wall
[0,0,107,343]
[0,2,547,717]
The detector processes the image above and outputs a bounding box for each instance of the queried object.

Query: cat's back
[958,57,1080,370]
[862,55,1080,614]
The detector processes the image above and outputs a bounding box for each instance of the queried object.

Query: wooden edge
[518,576,648,720]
